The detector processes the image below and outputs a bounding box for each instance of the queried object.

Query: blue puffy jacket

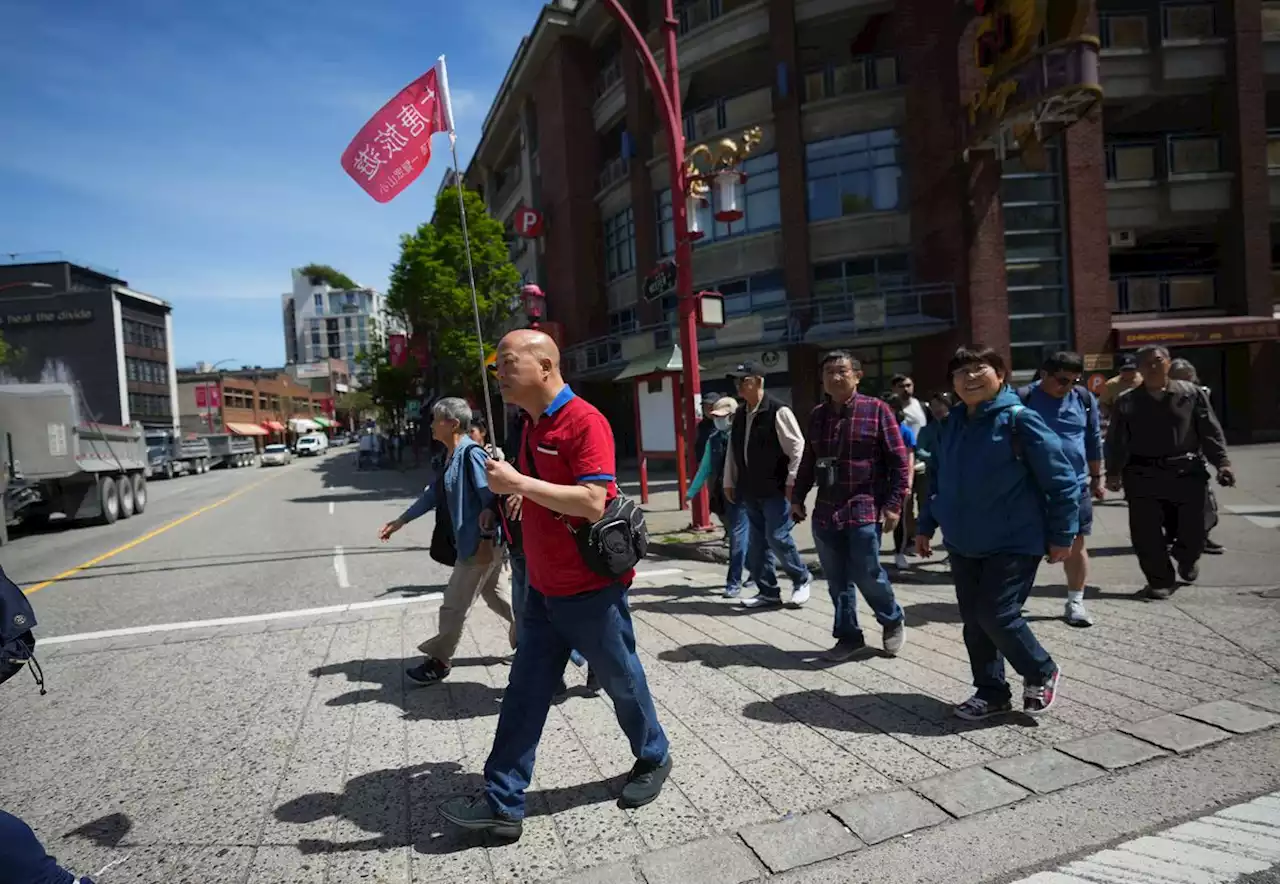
[917,387,1080,557]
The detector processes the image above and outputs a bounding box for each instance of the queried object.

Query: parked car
[260,444,292,467]
[295,434,328,457]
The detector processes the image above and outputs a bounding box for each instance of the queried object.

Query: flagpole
[436,54,498,455]
[449,139,498,455]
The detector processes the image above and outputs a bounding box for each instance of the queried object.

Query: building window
[1265,2,1280,38]
[1106,142,1158,181]
[1101,14,1150,50]
[313,292,324,312]
[805,130,902,221]
[1112,273,1217,313]
[608,308,638,335]
[603,207,636,280]
[656,152,782,255]
[802,55,899,102]
[1162,3,1215,41]
[1002,144,1070,373]
[1168,135,1221,175]
[1269,132,1280,168]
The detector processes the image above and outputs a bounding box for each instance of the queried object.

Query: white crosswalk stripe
[1008,792,1280,883]
[1223,505,1280,530]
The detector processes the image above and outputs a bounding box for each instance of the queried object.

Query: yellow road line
[22,473,281,597]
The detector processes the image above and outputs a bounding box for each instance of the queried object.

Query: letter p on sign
[514,207,544,238]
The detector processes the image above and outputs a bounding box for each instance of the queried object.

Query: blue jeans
[723,500,749,594]
[950,552,1057,703]
[0,809,76,884]
[508,550,584,668]
[743,495,810,600]
[813,522,903,641]
[484,582,670,820]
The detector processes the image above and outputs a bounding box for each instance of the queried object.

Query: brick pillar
[623,7,661,326]
[534,39,606,345]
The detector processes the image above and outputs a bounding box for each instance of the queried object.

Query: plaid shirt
[793,393,910,531]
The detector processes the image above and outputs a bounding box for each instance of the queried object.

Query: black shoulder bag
[428,446,487,567]
[522,434,649,579]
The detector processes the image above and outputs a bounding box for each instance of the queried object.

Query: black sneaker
[1203,539,1225,555]
[1142,584,1176,600]
[823,637,867,662]
[882,621,906,657]
[620,756,672,809]
[1178,560,1200,583]
[584,669,601,694]
[406,658,450,685]
[954,695,1013,720]
[438,795,522,840]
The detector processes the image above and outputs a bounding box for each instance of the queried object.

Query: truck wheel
[99,476,120,524]
[164,463,175,480]
[132,474,147,514]
[116,475,135,518]
[198,459,207,474]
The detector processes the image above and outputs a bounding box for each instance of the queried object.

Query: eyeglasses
[950,364,994,380]
[1050,374,1081,387]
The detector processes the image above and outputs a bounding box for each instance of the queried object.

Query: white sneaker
[894,552,908,570]
[791,580,811,606]
[1064,598,1093,627]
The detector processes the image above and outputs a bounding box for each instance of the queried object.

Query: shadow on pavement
[377,583,448,598]
[742,688,1034,735]
[274,761,622,855]
[310,658,506,721]
[659,641,888,671]
[62,812,132,848]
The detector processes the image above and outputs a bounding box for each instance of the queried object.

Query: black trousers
[1124,465,1210,588]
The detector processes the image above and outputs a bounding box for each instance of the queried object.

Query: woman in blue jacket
[687,396,752,597]
[916,347,1079,720]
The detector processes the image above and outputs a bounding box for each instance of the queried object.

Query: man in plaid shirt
[792,351,911,661]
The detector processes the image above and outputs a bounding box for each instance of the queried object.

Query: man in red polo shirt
[438,329,671,841]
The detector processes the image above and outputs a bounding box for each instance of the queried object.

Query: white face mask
[714,416,731,431]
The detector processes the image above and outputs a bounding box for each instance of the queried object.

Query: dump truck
[1,383,149,528]
[144,429,256,478]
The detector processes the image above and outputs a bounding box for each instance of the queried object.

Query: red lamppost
[203,358,237,433]
[601,0,759,531]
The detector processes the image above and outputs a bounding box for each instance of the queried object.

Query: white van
[295,434,328,456]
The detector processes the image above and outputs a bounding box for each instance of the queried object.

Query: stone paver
[1056,730,1170,770]
[638,834,763,884]
[829,789,951,845]
[1238,685,1280,715]
[739,812,863,872]
[559,862,646,884]
[1120,714,1233,754]
[912,765,1030,818]
[1179,699,1280,734]
[986,749,1105,795]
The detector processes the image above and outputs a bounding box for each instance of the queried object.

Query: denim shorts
[1078,488,1094,537]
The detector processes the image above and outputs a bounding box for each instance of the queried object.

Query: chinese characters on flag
[341,57,456,203]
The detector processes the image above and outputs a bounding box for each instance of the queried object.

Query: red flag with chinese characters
[388,334,408,367]
[341,56,456,203]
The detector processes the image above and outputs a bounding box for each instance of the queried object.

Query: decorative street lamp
[521,283,547,328]
[600,0,759,531]
[203,358,238,433]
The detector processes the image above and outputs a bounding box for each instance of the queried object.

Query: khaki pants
[418,548,514,662]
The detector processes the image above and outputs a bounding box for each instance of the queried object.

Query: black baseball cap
[1118,354,1138,371]
[727,359,766,379]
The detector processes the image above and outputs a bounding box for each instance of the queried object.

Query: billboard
[294,362,330,380]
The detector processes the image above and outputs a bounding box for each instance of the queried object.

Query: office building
[0,257,178,429]
[282,268,386,384]
[459,0,1280,443]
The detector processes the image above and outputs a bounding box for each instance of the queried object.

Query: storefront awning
[226,422,267,436]
[311,416,333,428]
[261,420,286,433]
[1114,316,1280,349]
[289,418,319,433]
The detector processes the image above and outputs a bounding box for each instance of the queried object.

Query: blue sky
[0,0,542,368]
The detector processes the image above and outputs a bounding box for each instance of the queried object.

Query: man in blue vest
[1018,351,1105,627]
[723,359,812,608]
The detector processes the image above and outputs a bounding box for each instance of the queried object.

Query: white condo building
[282,269,388,384]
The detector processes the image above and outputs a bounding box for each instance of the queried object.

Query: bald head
[496,328,565,414]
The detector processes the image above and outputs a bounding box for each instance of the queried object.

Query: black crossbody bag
[522,434,649,579]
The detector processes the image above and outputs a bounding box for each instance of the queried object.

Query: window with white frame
[313,292,324,312]
[1106,142,1158,181]
[603,207,636,280]
[655,152,782,255]
[1162,3,1215,41]
[805,129,903,221]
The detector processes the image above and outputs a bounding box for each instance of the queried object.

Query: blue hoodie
[917,387,1080,557]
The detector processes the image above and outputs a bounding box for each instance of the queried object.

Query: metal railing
[598,155,630,193]
[1111,272,1218,314]
[561,282,956,377]
[594,56,622,100]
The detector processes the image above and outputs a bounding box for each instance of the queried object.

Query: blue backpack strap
[1009,404,1025,461]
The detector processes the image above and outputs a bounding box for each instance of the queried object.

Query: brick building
[460,0,1279,446]
[177,368,332,447]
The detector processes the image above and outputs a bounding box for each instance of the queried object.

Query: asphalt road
[3,447,450,637]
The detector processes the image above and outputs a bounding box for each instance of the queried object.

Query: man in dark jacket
[722,359,812,609]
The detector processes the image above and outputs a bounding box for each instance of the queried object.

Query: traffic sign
[644,261,677,303]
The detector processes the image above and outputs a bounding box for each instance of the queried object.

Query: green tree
[358,340,416,426]
[299,263,358,290]
[385,187,520,398]
[0,331,11,367]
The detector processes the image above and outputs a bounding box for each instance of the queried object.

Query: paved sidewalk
[7,556,1280,883]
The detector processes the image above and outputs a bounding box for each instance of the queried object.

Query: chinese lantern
[712,170,745,223]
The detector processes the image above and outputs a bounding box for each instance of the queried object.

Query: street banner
[340,56,457,203]
[388,334,408,367]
